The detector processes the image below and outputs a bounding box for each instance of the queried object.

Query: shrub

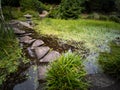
[109,15,120,23]
[46,52,88,90]
[99,42,120,79]
[58,0,84,19]
[20,0,44,11]
[99,15,108,21]
[3,6,23,20]
[48,6,59,18]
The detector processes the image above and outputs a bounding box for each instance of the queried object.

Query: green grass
[0,25,28,85]
[46,52,88,90]
[99,42,120,79]
[34,18,120,51]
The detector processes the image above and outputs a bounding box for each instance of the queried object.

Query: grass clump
[0,24,28,85]
[46,52,88,90]
[99,42,120,79]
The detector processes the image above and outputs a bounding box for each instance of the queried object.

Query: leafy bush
[58,0,84,19]
[20,0,44,11]
[48,6,59,18]
[99,42,120,79]
[46,52,88,90]
[99,15,108,21]
[109,15,120,23]
[3,6,23,20]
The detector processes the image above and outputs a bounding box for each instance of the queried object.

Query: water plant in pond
[99,42,120,79]
[46,52,88,90]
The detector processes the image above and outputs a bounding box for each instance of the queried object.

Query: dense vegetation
[0,1,28,85]
[35,18,120,51]
[46,52,88,90]
[99,42,120,79]
[0,0,120,89]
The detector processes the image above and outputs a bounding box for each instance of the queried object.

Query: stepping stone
[31,40,44,49]
[13,65,39,90]
[13,27,26,34]
[18,21,33,30]
[27,47,36,58]
[87,73,115,87]
[38,65,49,81]
[40,51,60,63]
[19,36,35,44]
[35,46,50,60]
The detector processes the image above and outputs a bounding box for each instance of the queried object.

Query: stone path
[10,21,60,90]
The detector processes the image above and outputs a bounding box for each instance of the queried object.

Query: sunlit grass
[34,18,120,51]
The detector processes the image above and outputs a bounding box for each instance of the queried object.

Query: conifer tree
[58,0,84,19]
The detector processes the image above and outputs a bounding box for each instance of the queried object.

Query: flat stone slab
[35,46,50,60]
[40,51,60,63]
[87,73,115,88]
[13,27,26,34]
[18,21,33,30]
[13,65,39,90]
[31,40,44,49]
[27,47,36,58]
[19,36,35,44]
[38,65,49,81]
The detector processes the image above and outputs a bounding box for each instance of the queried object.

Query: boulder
[38,65,49,81]
[19,36,35,44]
[13,27,25,34]
[35,46,50,60]
[31,40,44,49]
[40,51,60,63]
[18,21,33,30]
[27,47,36,58]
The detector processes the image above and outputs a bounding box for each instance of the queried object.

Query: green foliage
[3,6,23,20]
[58,0,84,19]
[48,6,59,18]
[20,0,44,11]
[99,42,120,79]
[46,52,88,90]
[109,15,120,23]
[85,0,115,13]
[115,0,120,13]
[0,23,28,85]
[99,15,109,21]
[35,18,120,51]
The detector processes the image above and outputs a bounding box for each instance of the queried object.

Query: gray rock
[27,47,36,58]
[13,27,25,34]
[31,40,44,49]
[35,46,50,60]
[87,73,115,87]
[19,36,35,44]
[13,65,39,90]
[38,65,49,81]
[40,51,60,63]
[18,21,33,30]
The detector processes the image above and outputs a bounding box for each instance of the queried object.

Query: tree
[115,0,120,13]
[58,0,85,19]
[0,0,6,31]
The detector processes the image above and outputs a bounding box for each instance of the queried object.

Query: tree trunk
[0,0,8,32]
